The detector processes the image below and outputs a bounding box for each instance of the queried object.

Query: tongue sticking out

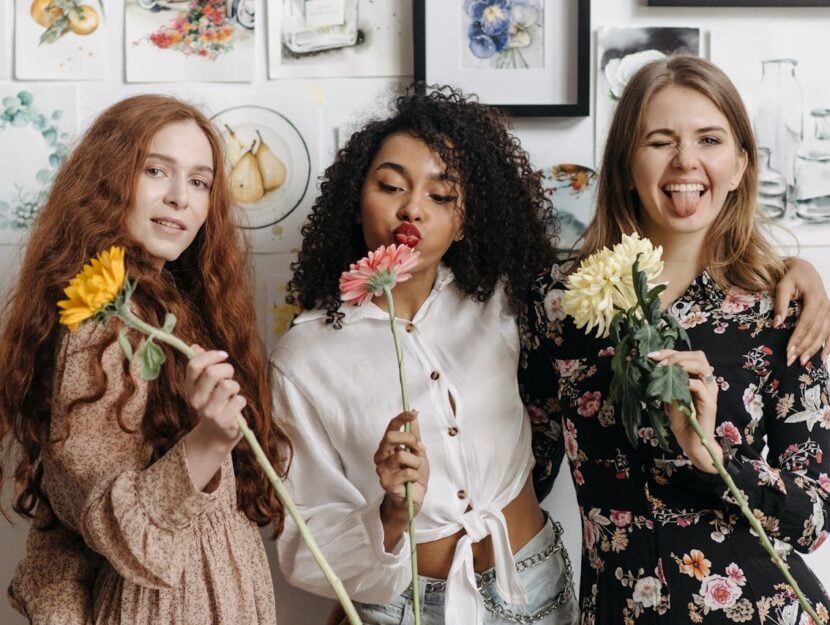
[669,190,702,218]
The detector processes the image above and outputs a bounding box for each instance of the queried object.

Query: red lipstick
[393,223,421,248]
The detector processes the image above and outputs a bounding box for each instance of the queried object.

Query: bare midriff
[415,477,545,578]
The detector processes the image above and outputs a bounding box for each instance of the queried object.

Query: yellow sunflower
[57,246,126,331]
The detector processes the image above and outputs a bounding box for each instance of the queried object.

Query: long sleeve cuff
[137,436,216,531]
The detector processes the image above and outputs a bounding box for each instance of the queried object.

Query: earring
[455,233,464,242]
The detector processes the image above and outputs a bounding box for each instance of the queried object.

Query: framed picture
[648,1,830,6]
[413,0,590,117]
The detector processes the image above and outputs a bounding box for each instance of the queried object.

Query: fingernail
[657,360,668,367]
[647,351,660,358]
[410,409,418,418]
[787,353,795,366]
[218,350,228,358]
[773,315,781,328]
[801,355,809,366]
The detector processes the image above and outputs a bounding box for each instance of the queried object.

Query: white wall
[1,1,829,624]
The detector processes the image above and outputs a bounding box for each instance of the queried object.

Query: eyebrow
[145,152,214,176]
[375,161,453,182]
[643,126,729,139]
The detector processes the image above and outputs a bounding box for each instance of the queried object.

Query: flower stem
[680,404,824,624]
[115,308,363,625]
[383,286,421,624]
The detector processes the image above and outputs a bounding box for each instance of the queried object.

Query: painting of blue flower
[462,0,544,69]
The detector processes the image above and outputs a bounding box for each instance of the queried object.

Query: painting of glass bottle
[757,147,787,220]
[753,59,804,191]
[282,0,359,54]
[794,109,830,223]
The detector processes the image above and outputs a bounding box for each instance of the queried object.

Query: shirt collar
[293,264,456,326]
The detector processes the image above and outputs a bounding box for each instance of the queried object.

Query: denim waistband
[405,515,565,598]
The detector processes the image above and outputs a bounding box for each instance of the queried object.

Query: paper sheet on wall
[125,0,255,83]
[0,84,78,244]
[14,0,107,80]
[268,0,413,79]
[197,88,322,253]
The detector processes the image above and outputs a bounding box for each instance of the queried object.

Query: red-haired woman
[0,94,289,624]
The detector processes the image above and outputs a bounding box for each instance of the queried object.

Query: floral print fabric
[520,263,830,624]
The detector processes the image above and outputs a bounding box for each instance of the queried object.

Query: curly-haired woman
[274,85,579,625]
[0,94,289,625]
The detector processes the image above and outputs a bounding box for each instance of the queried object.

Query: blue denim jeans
[354,516,578,624]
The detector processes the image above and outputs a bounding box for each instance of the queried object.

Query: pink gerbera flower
[339,244,421,306]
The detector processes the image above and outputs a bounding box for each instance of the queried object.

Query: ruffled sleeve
[274,370,413,604]
[41,323,218,589]
[8,500,100,625]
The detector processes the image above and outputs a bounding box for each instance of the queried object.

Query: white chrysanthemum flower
[561,233,663,338]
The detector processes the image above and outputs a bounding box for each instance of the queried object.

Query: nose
[163,175,189,210]
[396,194,424,222]
[672,143,699,170]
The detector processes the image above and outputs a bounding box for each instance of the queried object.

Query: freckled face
[359,133,464,278]
[630,85,747,242]
[126,120,214,268]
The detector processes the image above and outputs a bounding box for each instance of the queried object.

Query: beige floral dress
[7,322,277,625]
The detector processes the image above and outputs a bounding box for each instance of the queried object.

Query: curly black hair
[288,84,557,324]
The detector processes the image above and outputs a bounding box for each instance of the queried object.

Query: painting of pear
[223,124,247,167]
[230,141,265,204]
[255,130,287,191]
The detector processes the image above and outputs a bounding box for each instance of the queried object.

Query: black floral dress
[519,262,830,625]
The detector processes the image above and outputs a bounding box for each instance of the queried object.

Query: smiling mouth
[152,218,185,231]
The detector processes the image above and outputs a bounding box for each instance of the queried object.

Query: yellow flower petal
[57,246,127,331]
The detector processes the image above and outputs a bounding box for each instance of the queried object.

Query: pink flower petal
[339,244,421,306]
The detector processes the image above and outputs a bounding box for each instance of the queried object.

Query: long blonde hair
[581,54,785,291]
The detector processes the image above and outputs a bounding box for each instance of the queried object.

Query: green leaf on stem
[633,324,663,358]
[162,312,177,333]
[137,340,166,381]
[647,362,692,406]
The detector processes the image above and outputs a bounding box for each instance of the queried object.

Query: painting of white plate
[538,163,597,252]
[211,105,311,230]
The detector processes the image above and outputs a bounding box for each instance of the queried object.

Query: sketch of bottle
[282,0,359,55]
[794,109,830,223]
[753,59,804,190]
[757,147,787,219]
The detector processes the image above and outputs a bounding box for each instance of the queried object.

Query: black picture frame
[648,0,830,6]
[413,1,590,117]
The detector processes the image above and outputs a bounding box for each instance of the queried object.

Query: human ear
[730,148,749,191]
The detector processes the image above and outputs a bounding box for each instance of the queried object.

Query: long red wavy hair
[0,94,290,533]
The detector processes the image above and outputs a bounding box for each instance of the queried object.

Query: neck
[371,266,438,320]
[647,228,707,307]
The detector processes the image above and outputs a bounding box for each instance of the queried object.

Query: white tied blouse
[274,266,534,624]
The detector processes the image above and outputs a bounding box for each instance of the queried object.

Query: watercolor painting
[200,89,321,253]
[712,22,830,244]
[212,105,311,230]
[461,0,544,70]
[14,0,107,80]
[537,163,597,252]
[595,26,700,164]
[126,0,255,82]
[0,85,77,242]
[268,0,412,79]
